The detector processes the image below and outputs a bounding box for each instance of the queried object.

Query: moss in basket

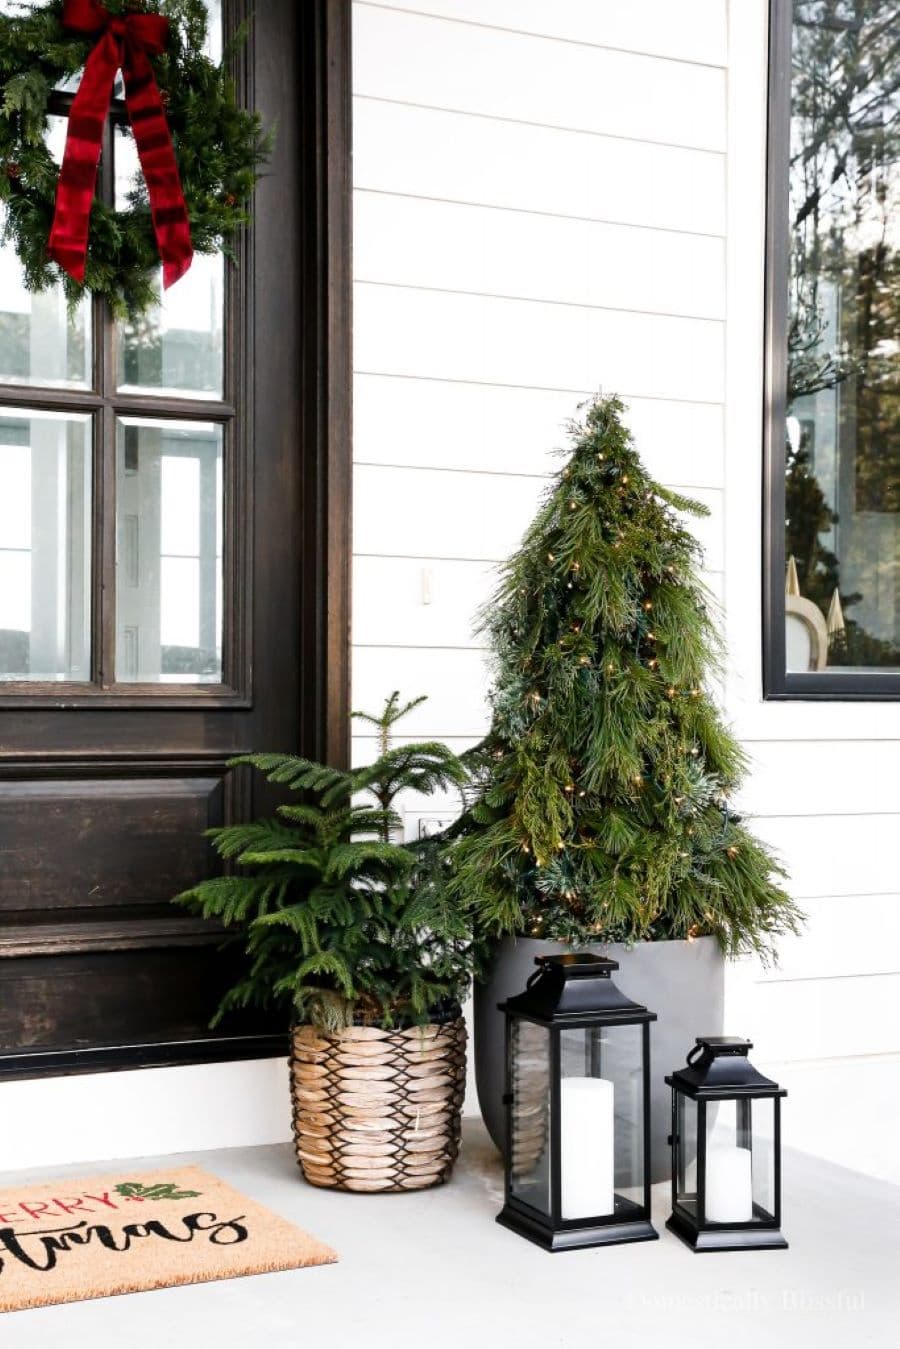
[441,394,802,960]
[174,693,476,1033]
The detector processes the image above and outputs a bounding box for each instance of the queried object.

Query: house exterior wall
[2,0,894,1176]
[351,0,899,1184]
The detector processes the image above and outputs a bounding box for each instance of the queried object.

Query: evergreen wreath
[0,0,268,316]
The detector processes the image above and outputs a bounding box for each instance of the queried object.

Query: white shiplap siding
[352,0,728,768]
[352,0,899,1180]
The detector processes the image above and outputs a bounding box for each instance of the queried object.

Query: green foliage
[445,395,802,961]
[174,693,475,1033]
[0,0,269,316]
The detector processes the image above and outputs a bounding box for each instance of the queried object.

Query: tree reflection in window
[786,0,900,670]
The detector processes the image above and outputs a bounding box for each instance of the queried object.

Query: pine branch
[443,393,802,959]
[172,692,475,1031]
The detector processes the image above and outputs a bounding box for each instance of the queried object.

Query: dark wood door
[0,1,351,1078]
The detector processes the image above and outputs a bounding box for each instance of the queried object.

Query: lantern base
[666,1213,788,1253]
[497,1205,659,1253]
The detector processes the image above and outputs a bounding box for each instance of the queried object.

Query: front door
[0,0,350,1076]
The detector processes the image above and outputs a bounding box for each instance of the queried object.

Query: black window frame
[763,0,900,700]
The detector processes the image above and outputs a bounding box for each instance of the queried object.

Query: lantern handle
[686,1042,705,1068]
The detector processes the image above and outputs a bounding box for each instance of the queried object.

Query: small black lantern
[497,953,658,1252]
[666,1037,788,1252]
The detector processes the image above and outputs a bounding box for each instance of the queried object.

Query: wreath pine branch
[0,0,270,317]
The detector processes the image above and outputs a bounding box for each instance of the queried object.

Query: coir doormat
[0,1165,337,1313]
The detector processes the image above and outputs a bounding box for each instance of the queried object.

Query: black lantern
[666,1037,788,1252]
[497,953,658,1252]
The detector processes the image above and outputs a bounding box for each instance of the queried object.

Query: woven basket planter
[289,1012,467,1193]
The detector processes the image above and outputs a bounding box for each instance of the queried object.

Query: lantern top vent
[665,1036,786,1099]
[499,952,656,1025]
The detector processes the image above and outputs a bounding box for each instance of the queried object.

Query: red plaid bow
[48,0,193,290]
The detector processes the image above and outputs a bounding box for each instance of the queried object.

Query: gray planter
[474,935,725,1183]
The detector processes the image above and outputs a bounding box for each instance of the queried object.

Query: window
[764,0,900,697]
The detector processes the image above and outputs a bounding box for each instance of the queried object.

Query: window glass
[115,418,224,683]
[0,410,91,681]
[0,119,91,390]
[785,0,900,673]
[114,128,225,399]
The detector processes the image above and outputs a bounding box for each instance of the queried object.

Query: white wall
[352,0,727,765]
[352,0,899,1184]
[0,1059,291,1173]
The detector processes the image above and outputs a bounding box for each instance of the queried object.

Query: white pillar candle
[560,1077,615,1219]
[705,1144,753,1222]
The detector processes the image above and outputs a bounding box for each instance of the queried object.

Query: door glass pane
[785,1,900,672]
[115,419,223,683]
[0,409,91,681]
[205,0,223,62]
[508,1018,551,1218]
[0,120,91,389]
[113,128,224,399]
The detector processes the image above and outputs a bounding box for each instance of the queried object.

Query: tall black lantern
[497,953,658,1252]
[666,1037,788,1252]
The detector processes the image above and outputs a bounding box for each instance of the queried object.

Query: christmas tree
[447,395,801,958]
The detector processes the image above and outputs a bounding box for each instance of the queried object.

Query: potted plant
[175,693,474,1193]
[443,394,802,1180]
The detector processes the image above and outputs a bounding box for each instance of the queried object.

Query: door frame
[0,0,352,1081]
[299,0,353,773]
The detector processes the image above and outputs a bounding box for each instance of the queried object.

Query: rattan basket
[289,1011,467,1192]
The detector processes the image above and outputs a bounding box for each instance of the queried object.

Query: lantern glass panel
[675,1092,699,1221]
[508,1018,551,1216]
[704,1096,776,1225]
[750,1097,776,1220]
[559,1022,644,1218]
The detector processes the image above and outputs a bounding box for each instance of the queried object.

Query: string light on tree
[446,394,800,955]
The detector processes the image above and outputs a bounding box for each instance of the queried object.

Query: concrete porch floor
[1,1118,897,1347]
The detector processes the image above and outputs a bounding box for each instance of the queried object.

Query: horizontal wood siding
[352,0,898,1179]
